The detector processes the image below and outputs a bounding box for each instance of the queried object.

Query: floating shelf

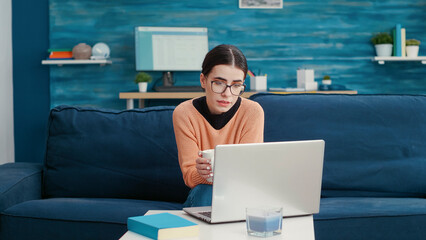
[41,59,112,66]
[373,56,426,65]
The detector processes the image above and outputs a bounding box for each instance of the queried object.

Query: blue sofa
[1,93,425,240]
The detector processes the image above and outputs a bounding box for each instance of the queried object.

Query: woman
[173,44,264,207]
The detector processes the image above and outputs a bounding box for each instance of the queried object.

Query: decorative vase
[72,43,92,59]
[374,44,393,57]
[406,46,419,57]
[322,79,332,85]
[138,82,148,92]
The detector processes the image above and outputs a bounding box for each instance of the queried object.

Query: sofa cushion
[43,106,189,202]
[250,93,426,197]
[0,198,183,240]
[314,197,426,240]
[315,197,426,220]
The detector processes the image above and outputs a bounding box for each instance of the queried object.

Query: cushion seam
[51,105,175,115]
[1,213,126,225]
[314,213,426,221]
[1,172,41,196]
[249,93,426,101]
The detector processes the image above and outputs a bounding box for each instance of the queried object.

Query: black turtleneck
[193,96,241,130]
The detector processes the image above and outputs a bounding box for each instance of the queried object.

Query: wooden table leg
[138,99,145,108]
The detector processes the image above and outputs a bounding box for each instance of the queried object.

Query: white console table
[120,210,315,240]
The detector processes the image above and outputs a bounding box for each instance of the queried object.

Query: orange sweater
[173,97,264,188]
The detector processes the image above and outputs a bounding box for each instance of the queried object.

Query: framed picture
[239,0,283,9]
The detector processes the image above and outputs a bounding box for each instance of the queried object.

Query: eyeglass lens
[211,81,245,96]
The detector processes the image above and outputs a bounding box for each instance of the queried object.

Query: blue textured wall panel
[13,0,50,162]
[49,0,426,109]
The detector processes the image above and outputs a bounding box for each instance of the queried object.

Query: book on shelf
[394,24,402,57]
[49,51,73,59]
[45,58,74,61]
[401,28,406,57]
[48,48,72,52]
[269,87,306,92]
[126,213,199,240]
[393,29,396,56]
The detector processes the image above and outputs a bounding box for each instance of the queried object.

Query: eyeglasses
[210,80,246,96]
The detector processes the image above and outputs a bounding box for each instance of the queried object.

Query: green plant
[323,75,331,80]
[134,72,152,84]
[406,39,421,46]
[371,32,393,45]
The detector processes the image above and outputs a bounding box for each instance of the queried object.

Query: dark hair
[201,44,248,79]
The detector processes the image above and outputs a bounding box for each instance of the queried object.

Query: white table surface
[120,210,315,240]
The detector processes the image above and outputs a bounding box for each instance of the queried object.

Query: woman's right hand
[196,152,213,180]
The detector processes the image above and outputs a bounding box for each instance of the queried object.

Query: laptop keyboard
[198,211,212,218]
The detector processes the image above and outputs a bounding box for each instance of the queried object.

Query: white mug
[201,149,215,182]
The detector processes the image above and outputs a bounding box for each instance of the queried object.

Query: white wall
[0,0,15,164]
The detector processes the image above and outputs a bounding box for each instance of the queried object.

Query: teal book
[47,48,72,52]
[395,24,402,56]
[127,213,199,240]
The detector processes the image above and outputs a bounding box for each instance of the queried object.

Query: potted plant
[322,75,332,85]
[406,39,421,57]
[371,32,393,57]
[134,72,152,92]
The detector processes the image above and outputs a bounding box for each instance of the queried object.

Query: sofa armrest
[0,162,43,213]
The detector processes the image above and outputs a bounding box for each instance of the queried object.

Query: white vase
[406,46,419,57]
[374,44,393,57]
[322,79,332,85]
[138,82,148,92]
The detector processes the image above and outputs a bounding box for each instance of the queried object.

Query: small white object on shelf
[297,69,316,90]
[373,56,426,65]
[92,42,111,58]
[406,46,420,57]
[374,44,393,57]
[250,76,267,91]
[41,59,112,66]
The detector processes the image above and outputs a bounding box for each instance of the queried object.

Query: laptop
[183,140,325,223]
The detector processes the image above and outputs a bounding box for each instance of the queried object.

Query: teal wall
[13,0,50,163]
[49,0,426,109]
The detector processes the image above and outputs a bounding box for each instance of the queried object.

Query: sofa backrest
[43,106,189,203]
[250,93,426,198]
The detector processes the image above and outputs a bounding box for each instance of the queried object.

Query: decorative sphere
[72,43,92,59]
[92,42,110,58]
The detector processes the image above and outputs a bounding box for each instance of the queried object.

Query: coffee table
[120,210,315,239]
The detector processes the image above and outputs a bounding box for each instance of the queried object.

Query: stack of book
[393,24,406,57]
[47,49,73,60]
[120,213,199,240]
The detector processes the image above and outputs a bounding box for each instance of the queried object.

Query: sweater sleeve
[173,103,211,188]
[239,101,264,144]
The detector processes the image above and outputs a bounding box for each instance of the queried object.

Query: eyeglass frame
[210,80,246,96]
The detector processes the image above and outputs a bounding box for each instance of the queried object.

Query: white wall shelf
[41,59,112,66]
[373,56,426,65]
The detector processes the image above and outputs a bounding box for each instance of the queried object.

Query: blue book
[127,213,199,240]
[395,24,402,56]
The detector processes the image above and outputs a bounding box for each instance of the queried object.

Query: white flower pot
[406,46,419,57]
[138,82,148,92]
[374,44,393,57]
[322,79,332,85]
